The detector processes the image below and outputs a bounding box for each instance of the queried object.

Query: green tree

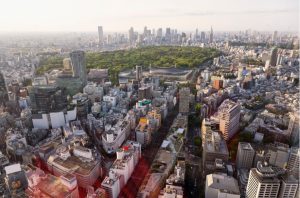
[195,103,202,115]
[194,136,202,146]
[36,46,221,84]
[239,132,253,143]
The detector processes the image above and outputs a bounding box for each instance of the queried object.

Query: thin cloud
[128,9,298,19]
[184,9,298,16]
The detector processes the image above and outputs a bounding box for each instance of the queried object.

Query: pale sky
[0,0,299,32]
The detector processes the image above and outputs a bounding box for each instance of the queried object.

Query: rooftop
[101,172,121,187]
[206,173,240,195]
[34,174,73,197]
[205,131,229,154]
[49,155,99,176]
[239,142,254,151]
[218,99,239,112]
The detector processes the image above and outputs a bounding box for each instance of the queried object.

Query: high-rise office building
[165,27,171,42]
[98,26,104,45]
[166,28,171,36]
[218,99,240,141]
[265,143,290,169]
[138,86,152,100]
[209,26,213,43]
[56,53,87,95]
[129,27,134,43]
[272,31,278,42]
[278,174,298,198]
[236,142,255,169]
[29,85,68,113]
[246,162,281,198]
[157,28,163,38]
[200,31,206,42]
[270,47,278,67]
[179,87,190,114]
[0,72,8,106]
[152,28,155,36]
[143,26,148,37]
[287,147,300,177]
[70,50,87,86]
[136,65,142,81]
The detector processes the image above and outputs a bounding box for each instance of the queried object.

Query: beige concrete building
[218,99,240,141]
[205,173,240,198]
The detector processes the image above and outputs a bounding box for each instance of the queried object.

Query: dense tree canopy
[36,46,220,84]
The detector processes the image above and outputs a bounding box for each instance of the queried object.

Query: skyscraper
[272,31,278,42]
[129,27,134,44]
[195,28,199,40]
[209,26,213,43]
[200,31,206,42]
[70,50,87,86]
[143,26,148,36]
[246,162,281,198]
[157,28,163,38]
[165,28,171,36]
[270,47,278,67]
[165,27,171,43]
[98,26,104,45]
[136,65,142,81]
[218,99,240,141]
[0,72,8,106]
[236,142,255,169]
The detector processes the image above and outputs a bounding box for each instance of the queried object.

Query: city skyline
[0,1,299,198]
[0,0,299,32]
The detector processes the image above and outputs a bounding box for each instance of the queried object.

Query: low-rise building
[47,143,101,188]
[203,131,229,174]
[205,173,240,198]
[159,185,183,198]
[25,166,79,198]
[102,120,131,154]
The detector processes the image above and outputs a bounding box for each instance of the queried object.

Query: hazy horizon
[0,0,299,32]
